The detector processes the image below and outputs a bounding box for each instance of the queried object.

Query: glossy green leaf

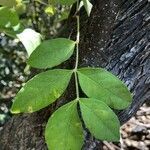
[45,100,84,150]
[82,0,93,16]
[79,98,120,141]
[28,38,75,69]
[17,28,42,56]
[11,69,72,113]
[50,0,76,6]
[78,67,132,109]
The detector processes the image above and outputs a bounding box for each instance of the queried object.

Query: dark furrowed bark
[0,0,149,149]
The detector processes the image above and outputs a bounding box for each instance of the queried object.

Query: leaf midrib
[80,101,118,139]
[62,101,78,149]
[78,71,129,103]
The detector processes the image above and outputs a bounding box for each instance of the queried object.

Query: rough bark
[0,0,149,149]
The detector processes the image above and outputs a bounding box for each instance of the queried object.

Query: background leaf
[44,5,55,16]
[0,6,21,37]
[50,0,76,6]
[15,0,26,15]
[17,28,42,56]
[0,27,17,38]
[45,100,84,150]
[0,7,20,29]
[28,38,75,69]
[82,0,93,16]
[0,0,16,8]
[78,67,132,109]
[11,69,72,113]
[79,98,120,141]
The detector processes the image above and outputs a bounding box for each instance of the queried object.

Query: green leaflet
[28,38,76,69]
[79,98,120,141]
[49,0,76,6]
[82,0,93,16]
[11,69,72,113]
[45,100,84,150]
[78,67,132,109]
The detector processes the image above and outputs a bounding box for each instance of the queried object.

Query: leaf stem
[74,1,80,100]
[74,71,79,99]
[74,16,80,70]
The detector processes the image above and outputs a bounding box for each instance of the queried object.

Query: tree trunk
[0,0,149,149]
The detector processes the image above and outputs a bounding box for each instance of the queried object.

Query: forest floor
[102,104,150,150]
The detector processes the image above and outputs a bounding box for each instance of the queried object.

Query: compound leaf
[28,38,75,69]
[78,67,132,109]
[79,98,120,141]
[11,69,72,113]
[45,100,84,150]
